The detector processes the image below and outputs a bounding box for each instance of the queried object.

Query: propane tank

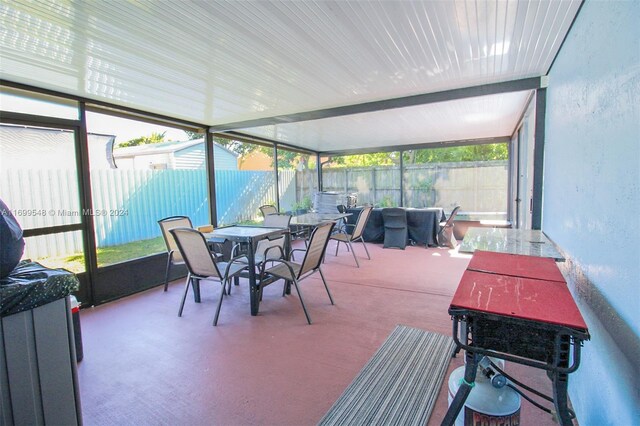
[447,357,521,426]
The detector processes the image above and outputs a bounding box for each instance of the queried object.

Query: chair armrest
[259,258,297,279]
[222,254,249,276]
[263,245,285,261]
[227,253,249,263]
[333,223,354,235]
[266,232,288,241]
[290,247,307,260]
[208,241,225,254]
[231,242,250,257]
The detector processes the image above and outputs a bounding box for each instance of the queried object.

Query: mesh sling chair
[438,205,461,248]
[258,221,335,324]
[259,204,278,218]
[170,227,248,326]
[382,207,408,249]
[232,213,292,271]
[158,216,224,291]
[261,203,307,243]
[335,204,348,233]
[330,206,372,267]
[258,213,292,264]
[158,216,192,292]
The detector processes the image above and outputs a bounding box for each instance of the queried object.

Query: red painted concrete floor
[77,241,570,425]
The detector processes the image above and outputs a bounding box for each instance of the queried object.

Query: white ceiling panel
[0,0,581,151]
[239,91,531,152]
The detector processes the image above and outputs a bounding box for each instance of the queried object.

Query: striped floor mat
[319,325,456,426]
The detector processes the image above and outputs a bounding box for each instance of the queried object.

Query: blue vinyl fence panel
[215,169,279,225]
[91,169,210,246]
[3,168,296,256]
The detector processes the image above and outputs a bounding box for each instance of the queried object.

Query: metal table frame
[443,251,589,426]
[444,309,589,425]
[205,225,286,316]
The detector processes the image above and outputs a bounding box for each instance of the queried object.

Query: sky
[86,112,191,145]
[1,90,190,145]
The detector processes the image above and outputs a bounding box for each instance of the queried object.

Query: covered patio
[1,0,638,425]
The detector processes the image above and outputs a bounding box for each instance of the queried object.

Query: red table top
[467,251,566,282]
[450,270,588,331]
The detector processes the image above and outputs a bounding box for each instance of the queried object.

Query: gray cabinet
[1,296,82,425]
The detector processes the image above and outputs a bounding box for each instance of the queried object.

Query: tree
[329,152,398,167]
[210,137,308,169]
[118,131,166,148]
[405,143,508,164]
[184,131,203,140]
[212,136,257,157]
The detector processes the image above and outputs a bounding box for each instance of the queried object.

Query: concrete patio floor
[76,239,567,425]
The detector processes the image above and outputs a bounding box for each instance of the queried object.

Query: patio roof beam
[320,136,511,157]
[0,110,80,130]
[209,78,543,132]
[214,130,319,155]
[1,80,206,133]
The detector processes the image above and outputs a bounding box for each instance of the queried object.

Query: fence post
[372,167,377,206]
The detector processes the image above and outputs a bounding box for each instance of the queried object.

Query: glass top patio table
[203,225,287,316]
[458,227,565,261]
[204,226,285,241]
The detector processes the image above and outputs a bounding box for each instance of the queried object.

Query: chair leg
[213,279,226,326]
[178,273,191,317]
[318,267,334,305]
[258,270,265,301]
[163,252,173,291]
[358,236,371,260]
[440,227,457,249]
[292,278,312,325]
[347,239,360,267]
[335,240,339,256]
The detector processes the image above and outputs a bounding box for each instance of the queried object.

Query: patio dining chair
[335,204,348,233]
[232,213,292,272]
[258,213,292,263]
[438,206,461,248]
[330,206,372,267]
[258,221,335,324]
[382,207,408,250]
[158,216,224,291]
[158,216,192,292]
[170,227,248,326]
[259,204,278,218]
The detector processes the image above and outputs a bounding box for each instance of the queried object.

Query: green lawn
[96,236,166,266]
[33,237,167,273]
[33,221,264,273]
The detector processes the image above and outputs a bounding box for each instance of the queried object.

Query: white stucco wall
[543,0,640,424]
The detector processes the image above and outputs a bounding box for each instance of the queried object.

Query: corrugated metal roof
[0,0,582,152]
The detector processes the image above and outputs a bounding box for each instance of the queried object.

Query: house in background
[0,124,116,170]
[238,149,272,171]
[113,138,238,170]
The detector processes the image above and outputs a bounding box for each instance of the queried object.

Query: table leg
[553,371,573,425]
[247,242,260,316]
[553,334,574,425]
[441,351,481,426]
[284,231,292,295]
[192,277,201,303]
